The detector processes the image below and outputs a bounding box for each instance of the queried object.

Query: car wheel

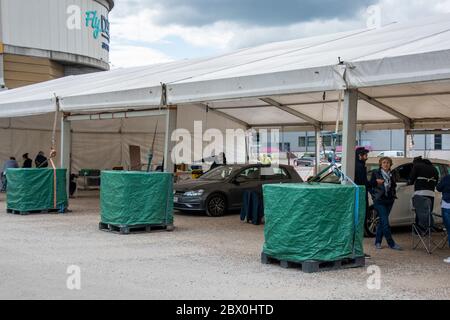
[364,206,379,238]
[206,194,227,217]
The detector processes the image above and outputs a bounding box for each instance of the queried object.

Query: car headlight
[184,190,204,197]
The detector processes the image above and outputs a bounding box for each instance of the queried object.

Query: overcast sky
[109,0,450,68]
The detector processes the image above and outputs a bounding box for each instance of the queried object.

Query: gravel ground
[0,191,449,300]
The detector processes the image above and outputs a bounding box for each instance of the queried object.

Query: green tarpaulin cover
[100,171,174,226]
[6,169,68,211]
[262,183,366,262]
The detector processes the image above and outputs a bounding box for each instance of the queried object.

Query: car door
[390,163,415,225]
[229,166,262,208]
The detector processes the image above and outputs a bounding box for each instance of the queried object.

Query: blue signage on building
[86,11,110,52]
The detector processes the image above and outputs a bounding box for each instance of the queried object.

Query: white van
[377,151,405,158]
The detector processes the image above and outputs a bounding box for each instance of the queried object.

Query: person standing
[409,157,439,233]
[436,172,450,264]
[354,147,372,258]
[1,157,19,192]
[369,157,402,250]
[355,147,370,187]
[210,152,227,171]
[22,153,32,168]
[69,174,78,199]
[355,147,370,208]
[35,151,48,168]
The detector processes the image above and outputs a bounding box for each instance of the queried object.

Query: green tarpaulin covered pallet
[100,171,174,226]
[6,169,68,212]
[262,183,366,262]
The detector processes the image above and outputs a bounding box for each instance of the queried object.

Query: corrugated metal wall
[1,0,110,63]
[3,54,64,88]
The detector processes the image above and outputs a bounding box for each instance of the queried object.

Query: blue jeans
[374,201,396,247]
[442,208,450,247]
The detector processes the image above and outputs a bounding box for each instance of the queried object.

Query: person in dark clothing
[408,156,439,233]
[35,151,48,168]
[436,173,450,264]
[355,147,370,212]
[1,157,19,192]
[355,147,370,187]
[22,153,32,168]
[354,147,373,259]
[210,152,227,171]
[369,157,402,250]
[69,174,78,198]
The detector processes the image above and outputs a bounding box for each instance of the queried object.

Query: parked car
[294,153,316,167]
[311,157,450,237]
[174,164,303,217]
[377,151,405,158]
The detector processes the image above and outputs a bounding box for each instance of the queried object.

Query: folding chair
[412,209,449,254]
[432,212,449,249]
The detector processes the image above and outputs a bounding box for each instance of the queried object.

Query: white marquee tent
[1,15,450,178]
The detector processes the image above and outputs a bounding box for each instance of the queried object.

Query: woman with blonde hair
[369,157,402,250]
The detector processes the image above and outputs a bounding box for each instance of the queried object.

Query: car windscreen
[199,166,237,181]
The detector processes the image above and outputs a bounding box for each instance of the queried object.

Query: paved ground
[0,191,449,300]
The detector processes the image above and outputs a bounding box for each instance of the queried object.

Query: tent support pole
[164,106,177,173]
[404,129,408,158]
[342,89,358,181]
[314,128,321,175]
[60,116,72,196]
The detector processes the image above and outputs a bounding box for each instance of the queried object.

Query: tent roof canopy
[0,15,450,130]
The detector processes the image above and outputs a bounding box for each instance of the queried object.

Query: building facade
[281,129,450,159]
[0,0,113,89]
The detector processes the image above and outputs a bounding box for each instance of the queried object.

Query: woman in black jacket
[370,157,402,250]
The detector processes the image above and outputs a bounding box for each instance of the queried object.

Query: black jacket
[23,159,32,168]
[35,155,48,168]
[408,160,439,192]
[355,159,369,189]
[369,169,397,203]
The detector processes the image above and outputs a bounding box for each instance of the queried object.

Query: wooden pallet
[261,252,365,273]
[7,208,67,215]
[99,222,175,235]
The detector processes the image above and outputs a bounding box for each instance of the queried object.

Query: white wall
[0,105,248,173]
[177,104,248,165]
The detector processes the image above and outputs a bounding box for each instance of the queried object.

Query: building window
[323,135,332,147]
[279,143,291,152]
[307,136,316,148]
[435,134,442,150]
[337,135,343,146]
[298,137,306,147]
